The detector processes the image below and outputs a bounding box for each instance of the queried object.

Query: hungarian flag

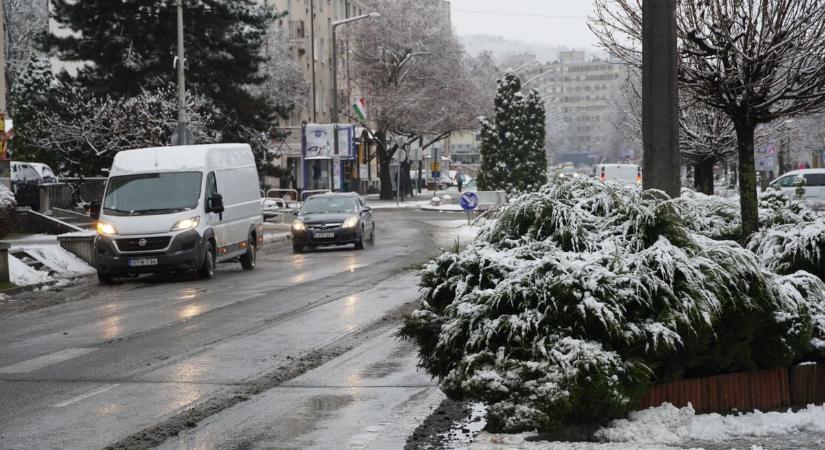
[353,97,367,122]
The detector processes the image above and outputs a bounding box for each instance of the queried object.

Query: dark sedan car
[291,193,375,253]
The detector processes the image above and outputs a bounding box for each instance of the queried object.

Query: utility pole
[642,0,680,197]
[310,0,317,123]
[0,0,9,188]
[174,0,193,146]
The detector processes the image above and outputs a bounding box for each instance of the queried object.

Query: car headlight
[342,216,359,229]
[171,217,200,232]
[292,219,306,232]
[97,222,117,236]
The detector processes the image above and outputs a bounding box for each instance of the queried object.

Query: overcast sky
[449,0,599,50]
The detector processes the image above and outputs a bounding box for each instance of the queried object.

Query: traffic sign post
[460,192,479,225]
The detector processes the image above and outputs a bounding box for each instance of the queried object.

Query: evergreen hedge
[402,177,825,432]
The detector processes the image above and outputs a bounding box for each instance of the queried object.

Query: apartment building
[268,0,368,126]
[531,51,629,165]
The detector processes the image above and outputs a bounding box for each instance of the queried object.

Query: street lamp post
[331,12,380,124]
[174,0,193,145]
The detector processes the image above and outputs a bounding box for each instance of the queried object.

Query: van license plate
[129,258,158,267]
[314,231,335,239]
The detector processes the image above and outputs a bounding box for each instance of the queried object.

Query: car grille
[116,237,172,253]
[307,223,342,231]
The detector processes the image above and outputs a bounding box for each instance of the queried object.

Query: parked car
[30,162,59,183]
[769,169,825,208]
[594,164,642,185]
[291,192,375,253]
[10,162,51,209]
[92,144,263,284]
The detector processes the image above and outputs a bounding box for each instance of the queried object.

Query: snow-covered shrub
[747,222,825,279]
[747,187,825,280]
[0,184,16,239]
[758,187,816,228]
[402,176,825,433]
[673,190,741,240]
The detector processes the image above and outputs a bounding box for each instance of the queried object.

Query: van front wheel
[199,242,216,279]
[240,237,256,271]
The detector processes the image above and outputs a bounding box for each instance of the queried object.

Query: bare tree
[258,24,309,118]
[351,0,481,199]
[591,0,825,236]
[25,81,221,176]
[614,72,736,194]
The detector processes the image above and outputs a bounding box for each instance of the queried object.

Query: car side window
[775,176,795,188]
[804,174,825,187]
[20,166,39,182]
[206,172,218,198]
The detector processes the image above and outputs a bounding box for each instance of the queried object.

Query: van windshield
[103,172,202,216]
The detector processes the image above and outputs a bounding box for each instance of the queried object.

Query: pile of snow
[402,177,825,433]
[595,403,825,445]
[9,244,95,287]
[0,183,14,207]
[10,256,51,286]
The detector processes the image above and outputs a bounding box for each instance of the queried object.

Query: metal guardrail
[475,191,507,209]
[266,188,300,201]
[58,233,96,266]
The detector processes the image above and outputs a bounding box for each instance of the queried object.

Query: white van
[769,169,825,209]
[595,164,641,185]
[92,144,263,284]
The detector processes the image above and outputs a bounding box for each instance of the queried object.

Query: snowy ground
[466,403,825,449]
[8,243,95,287]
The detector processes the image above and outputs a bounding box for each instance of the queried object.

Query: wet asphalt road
[0,210,471,450]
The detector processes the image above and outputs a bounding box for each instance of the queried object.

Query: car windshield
[301,196,357,214]
[103,172,202,216]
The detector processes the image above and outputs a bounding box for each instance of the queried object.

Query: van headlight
[171,217,200,232]
[97,222,118,236]
[342,216,359,229]
[292,219,306,232]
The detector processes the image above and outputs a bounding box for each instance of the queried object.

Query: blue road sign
[460,192,479,211]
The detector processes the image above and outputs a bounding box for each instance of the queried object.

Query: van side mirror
[208,194,225,219]
[89,200,101,220]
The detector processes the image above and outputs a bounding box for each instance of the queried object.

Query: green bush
[401,177,825,432]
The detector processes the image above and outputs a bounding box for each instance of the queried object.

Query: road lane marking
[52,384,119,408]
[0,348,97,374]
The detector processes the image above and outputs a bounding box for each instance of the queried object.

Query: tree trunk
[693,159,715,195]
[735,123,759,237]
[377,130,394,200]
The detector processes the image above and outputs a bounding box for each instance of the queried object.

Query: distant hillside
[460,34,600,65]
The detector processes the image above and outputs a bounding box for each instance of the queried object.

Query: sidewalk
[365,190,469,212]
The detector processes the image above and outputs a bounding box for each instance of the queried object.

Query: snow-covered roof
[110,144,254,176]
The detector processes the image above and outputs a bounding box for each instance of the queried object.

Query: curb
[1,275,94,296]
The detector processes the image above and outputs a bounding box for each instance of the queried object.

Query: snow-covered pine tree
[518,89,547,191]
[48,0,278,169]
[8,55,62,170]
[477,72,547,193]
